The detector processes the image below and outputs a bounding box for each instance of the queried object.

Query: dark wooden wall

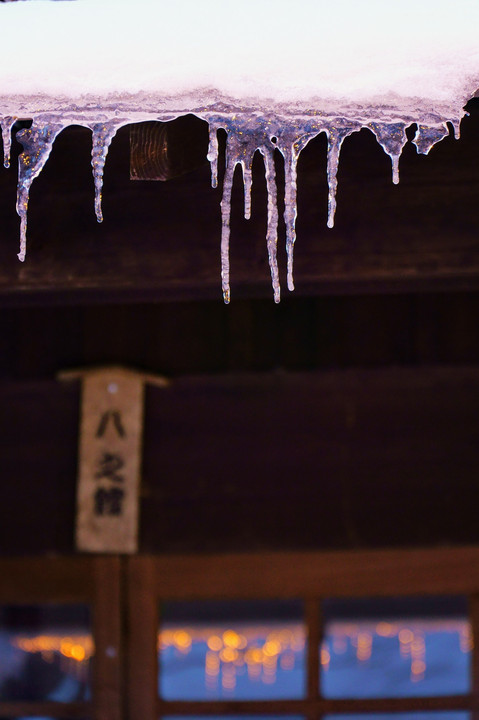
[2,298,479,556]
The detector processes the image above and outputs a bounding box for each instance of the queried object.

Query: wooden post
[469,594,479,719]
[127,556,158,720]
[92,557,123,720]
[60,366,168,554]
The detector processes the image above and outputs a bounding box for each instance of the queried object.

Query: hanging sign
[60,366,168,554]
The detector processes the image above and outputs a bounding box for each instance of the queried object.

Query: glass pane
[321,597,471,698]
[0,605,92,702]
[159,600,305,700]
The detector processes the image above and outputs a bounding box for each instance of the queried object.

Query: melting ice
[0,109,462,300]
[204,111,458,302]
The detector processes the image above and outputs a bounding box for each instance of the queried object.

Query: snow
[1,0,479,300]
[1,0,479,116]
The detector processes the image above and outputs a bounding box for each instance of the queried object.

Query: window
[127,548,479,720]
[2,548,479,720]
[0,557,121,720]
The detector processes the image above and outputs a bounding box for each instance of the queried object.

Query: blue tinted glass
[321,597,471,699]
[0,605,92,702]
[159,600,305,700]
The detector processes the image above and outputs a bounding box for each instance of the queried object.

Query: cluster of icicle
[0,111,455,302]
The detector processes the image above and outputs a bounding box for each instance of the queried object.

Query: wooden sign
[61,367,168,554]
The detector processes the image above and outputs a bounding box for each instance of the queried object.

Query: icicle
[450,117,462,140]
[218,124,257,303]
[4,103,465,301]
[259,145,280,303]
[1,116,16,169]
[90,122,120,223]
[281,143,298,292]
[207,123,220,188]
[279,131,319,291]
[368,121,408,184]
[241,158,253,220]
[220,149,235,304]
[326,125,356,229]
[413,123,449,155]
[16,120,66,262]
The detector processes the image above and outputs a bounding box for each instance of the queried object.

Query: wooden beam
[0,702,90,717]
[157,695,473,714]
[142,546,479,599]
[129,117,208,181]
[0,557,95,601]
[92,557,123,720]
[2,366,479,554]
[127,556,157,720]
[156,695,473,715]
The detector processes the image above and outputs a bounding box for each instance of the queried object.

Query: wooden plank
[130,118,208,181]
[141,366,479,552]
[2,366,479,554]
[305,600,320,702]
[148,547,479,599]
[0,701,90,717]
[92,557,122,720]
[0,557,95,601]
[1,106,479,302]
[157,694,473,714]
[127,557,158,720]
[470,595,479,720]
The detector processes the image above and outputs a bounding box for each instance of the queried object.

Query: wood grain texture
[305,600,321,703]
[130,118,208,181]
[127,556,157,720]
[92,557,122,720]
[2,366,479,554]
[0,701,90,717]
[143,546,479,599]
[0,556,95,601]
[158,695,475,717]
[156,695,473,714]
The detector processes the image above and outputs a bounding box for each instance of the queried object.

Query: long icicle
[260,145,280,303]
[207,122,220,189]
[327,126,356,228]
[220,141,236,304]
[282,142,297,290]
[1,116,16,169]
[90,122,121,222]
[16,121,66,262]
[241,155,254,220]
[280,131,320,291]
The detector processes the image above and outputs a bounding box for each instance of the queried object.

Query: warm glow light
[219,647,238,663]
[399,629,415,644]
[223,630,241,649]
[173,630,192,650]
[207,635,223,651]
[263,640,281,657]
[376,622,394,637]
[13,633,94,665]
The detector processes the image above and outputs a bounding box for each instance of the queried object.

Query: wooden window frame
[0,556,121,720]
[127,547,479,720]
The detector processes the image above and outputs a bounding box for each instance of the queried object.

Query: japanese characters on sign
[74,368,145,553]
